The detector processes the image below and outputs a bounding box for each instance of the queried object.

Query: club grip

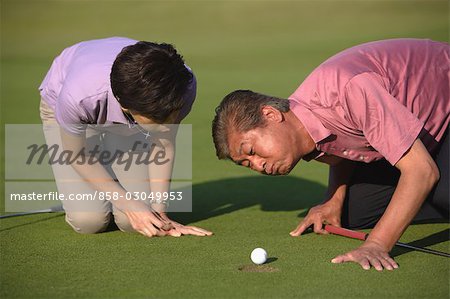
[324,225,368,241]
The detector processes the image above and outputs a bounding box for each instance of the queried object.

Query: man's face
[131,110,180,125]
[122,109,181,134]
[228,124,300,176]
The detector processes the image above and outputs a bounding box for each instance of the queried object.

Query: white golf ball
[250,248,268,265]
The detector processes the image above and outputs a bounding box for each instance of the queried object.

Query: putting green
[1,1,449,298]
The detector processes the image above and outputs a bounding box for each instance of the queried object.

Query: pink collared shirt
[39,37,196,135]
[289,39,449,165]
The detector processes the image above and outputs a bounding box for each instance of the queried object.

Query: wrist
[324,186,346,204]
[364,236,391,252]
[151,202,168,214]
[323,195,345,210]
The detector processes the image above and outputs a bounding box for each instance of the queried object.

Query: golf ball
[250,248,267,265]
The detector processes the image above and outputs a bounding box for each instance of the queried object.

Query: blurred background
[1,0,447,189]
[1,1,449,298]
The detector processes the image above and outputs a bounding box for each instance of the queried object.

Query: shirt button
[343,150,348,156]
[359,155,365,160]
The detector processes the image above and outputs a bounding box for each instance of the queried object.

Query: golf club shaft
[395,241,450,258]
[0,205,63,219]
[324,224,450,258]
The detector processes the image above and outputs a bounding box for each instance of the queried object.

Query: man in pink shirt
[212,39,449,270]
[40,37,212,238]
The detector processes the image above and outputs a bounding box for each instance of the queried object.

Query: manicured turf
[1,1,449,298]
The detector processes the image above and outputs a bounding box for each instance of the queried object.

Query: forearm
[367,139,439,251]
[70,162,131,209]
[148,139,175,213]
[324,159,355,206]
[70,162,124,193]
[290,159,355,235]
[59,129,129,207]
[366,169,438,251]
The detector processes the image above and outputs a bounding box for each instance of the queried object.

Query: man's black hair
[110,41,193,123]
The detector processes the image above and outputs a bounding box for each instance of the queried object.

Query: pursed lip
[275,163,290,176]
[273,164,279,175]
[262,163,272,175]
[263,163,277,175]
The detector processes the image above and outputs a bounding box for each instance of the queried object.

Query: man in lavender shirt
[40,37,212,238]
[212,39,449,270]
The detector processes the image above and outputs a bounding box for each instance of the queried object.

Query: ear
[261,106,283,123]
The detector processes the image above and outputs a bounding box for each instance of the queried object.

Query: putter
[0,205,64,219]
[324,224,450,258]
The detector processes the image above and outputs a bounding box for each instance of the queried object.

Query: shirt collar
[302,149,324,161]
[289,99,332,145]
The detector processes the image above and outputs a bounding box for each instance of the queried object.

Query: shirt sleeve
[55,87,90,136]
[343,72,424,165]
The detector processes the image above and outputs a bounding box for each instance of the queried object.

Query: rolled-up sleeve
[343,72,424,165]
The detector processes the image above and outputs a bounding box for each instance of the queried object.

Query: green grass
[1,0,449,298]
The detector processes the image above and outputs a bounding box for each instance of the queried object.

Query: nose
[249,156,266,173]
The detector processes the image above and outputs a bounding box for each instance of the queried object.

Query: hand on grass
[124,201,171,238]
[331,241,399,271]
[124,202,213,238]
[158,213,213,237]
[290,201,342,236]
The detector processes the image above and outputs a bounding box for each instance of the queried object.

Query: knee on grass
[65,212,111,234]
[113,211,135,233]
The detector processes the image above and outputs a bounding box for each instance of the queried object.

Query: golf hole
[238,265,280,272]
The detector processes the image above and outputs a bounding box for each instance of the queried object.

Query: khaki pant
[40,99,150,234]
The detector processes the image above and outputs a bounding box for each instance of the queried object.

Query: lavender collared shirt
[39,37,196,135]
[289,39,449,165]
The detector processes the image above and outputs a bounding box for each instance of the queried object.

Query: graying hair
[211,90,290,160]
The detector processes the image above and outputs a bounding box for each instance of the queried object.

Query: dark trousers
[341,130,449,229]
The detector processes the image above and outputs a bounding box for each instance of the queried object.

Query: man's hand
[124,201,213,238]
[124,201,171,237]
[331,241,399,271]
[158,213,213,237]
[290,158,353,236]
[166,221,213,237]
[290,200,342,236]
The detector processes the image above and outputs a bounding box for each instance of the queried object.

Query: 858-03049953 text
[5,124,193,213]
[9,191,184,202]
